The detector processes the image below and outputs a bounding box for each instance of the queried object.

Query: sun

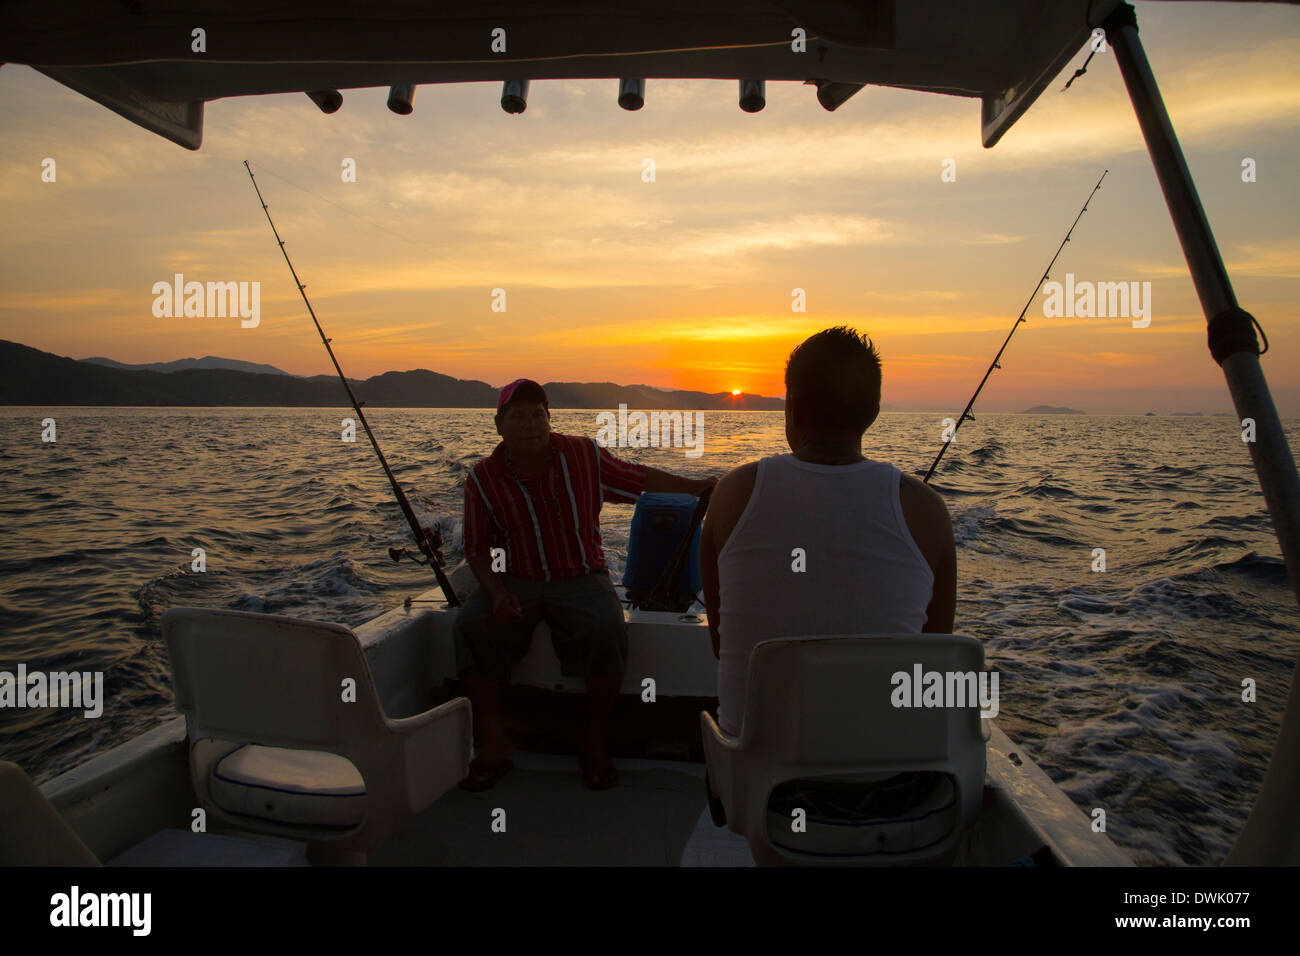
[731,389,742,396]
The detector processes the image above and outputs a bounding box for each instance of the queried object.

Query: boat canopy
[0,0,1281,151]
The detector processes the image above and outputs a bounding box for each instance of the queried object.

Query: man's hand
[492,590,525,623]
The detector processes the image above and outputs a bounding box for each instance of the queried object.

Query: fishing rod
[243,160,460,606]
[923,170,1108,484]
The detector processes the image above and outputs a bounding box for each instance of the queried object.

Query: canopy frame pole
[1104,2,1300,865]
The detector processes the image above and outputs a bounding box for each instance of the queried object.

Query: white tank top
[716,454,935,736]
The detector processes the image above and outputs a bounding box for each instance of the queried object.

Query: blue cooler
[622,493,703,610]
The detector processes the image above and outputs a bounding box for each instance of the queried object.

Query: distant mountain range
[0,340,785,410]
[82,355,297,377]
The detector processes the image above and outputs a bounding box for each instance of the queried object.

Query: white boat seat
[210,745,366,829]
[0,760,100,866]
[701,633,988,866]
[765,772,958,857]
[0,760,312,867]
[162,607,472,861]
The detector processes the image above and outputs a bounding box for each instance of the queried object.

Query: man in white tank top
[700,327,956,737]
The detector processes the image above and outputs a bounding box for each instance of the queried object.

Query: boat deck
[370,753,753,866]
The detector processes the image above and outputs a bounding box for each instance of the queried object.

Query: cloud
[671,214,894,257]
[964,233,1030,246]
[465,41,1300,184]
[1120,238,1300,280]
[1087,351,1156,368]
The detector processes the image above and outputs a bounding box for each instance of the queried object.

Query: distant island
[1022,405,1085,414]
[0,340,784,410]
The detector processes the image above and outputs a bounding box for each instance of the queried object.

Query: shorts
[452,569,628,681]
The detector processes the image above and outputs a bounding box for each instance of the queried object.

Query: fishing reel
[388,523,448,568]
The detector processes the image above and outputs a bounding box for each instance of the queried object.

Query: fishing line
[251,160,435,254]
[923,170,1108,484]
[243,159,461,606]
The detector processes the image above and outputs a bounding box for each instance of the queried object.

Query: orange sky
[0,2,1297,414]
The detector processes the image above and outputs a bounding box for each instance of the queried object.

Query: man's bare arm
[922,494,956,633]
[697,463,757,660]
[644,467,715,496]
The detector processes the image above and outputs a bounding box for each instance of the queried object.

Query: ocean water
[1,406,1298,866]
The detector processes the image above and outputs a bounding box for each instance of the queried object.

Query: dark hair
[784,327,882,435]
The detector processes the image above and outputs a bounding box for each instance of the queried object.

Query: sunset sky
[1,2,1297,414]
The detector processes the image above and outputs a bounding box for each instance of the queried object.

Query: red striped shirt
[461,433,648,581]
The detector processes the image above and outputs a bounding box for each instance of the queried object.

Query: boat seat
[700,634,988,866]
[162,607,472,863]
[210,745,366,829]
[0,760,311,866]
[0,760,100,866]
[766,771,958,856]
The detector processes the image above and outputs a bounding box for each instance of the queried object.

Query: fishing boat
[1,0,1297,870]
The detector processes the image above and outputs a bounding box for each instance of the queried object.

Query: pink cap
[497,378,549,413]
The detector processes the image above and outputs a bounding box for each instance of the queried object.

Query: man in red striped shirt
[456,379,714,791]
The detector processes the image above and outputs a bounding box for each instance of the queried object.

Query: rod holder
[813,80,864,112]
[305,90,343,114]
[387,85,416,115]
[501,79,529,114]
[739,79,765,113]
[618,78,645,111]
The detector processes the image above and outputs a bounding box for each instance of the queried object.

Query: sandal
[578,748,619,790]
[458,755,514,791]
